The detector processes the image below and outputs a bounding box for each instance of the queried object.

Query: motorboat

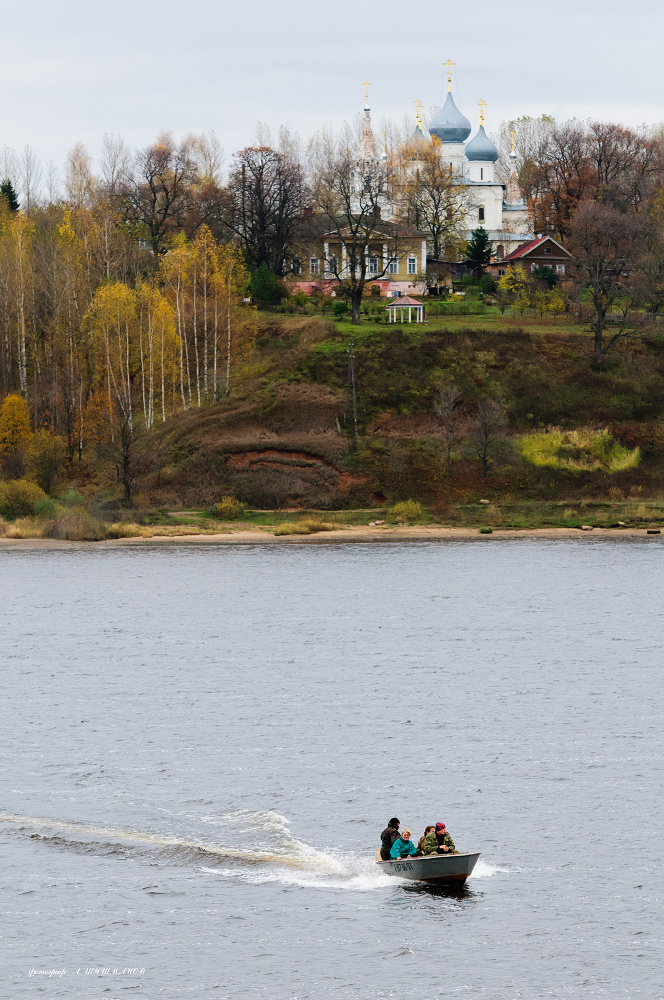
[375,850,480,884]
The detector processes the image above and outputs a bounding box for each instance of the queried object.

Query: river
[1,539,661,999]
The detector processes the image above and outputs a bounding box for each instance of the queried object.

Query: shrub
[298,517,335,533]
[213,496,246,520]
[59,489,86,507]
[274,522,311,535]
[27,430,66,493]
[332,301,348,318]
[12,516,53,538]
[0,479,46,518]
[50,512,106,541]
[479,527,493,534]
[34,496,58,518]
[518,428,640,473]
[387,499,424,522]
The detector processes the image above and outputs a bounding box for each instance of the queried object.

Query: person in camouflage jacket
[421,821,457,855]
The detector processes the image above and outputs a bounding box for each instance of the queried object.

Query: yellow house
[287,214,428,297]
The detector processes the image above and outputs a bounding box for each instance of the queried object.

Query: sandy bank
[0,525,661,549]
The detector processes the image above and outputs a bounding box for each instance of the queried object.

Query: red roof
[502,236,571,262]
[387,295,424,306]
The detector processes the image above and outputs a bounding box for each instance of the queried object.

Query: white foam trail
[0,812,332,872]
[468,859,508,878]
[199,863,399,892]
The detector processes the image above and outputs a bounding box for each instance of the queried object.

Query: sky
[2,0,663,182]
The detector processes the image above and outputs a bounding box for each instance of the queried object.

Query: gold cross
[363,80,370,106]
[380,130,386,154]
[510,128,516,154]
[477,99,487,127]
[444,59,455,91]
[413,98,423,128]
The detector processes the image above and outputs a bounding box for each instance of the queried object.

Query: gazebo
[386,295,425,324]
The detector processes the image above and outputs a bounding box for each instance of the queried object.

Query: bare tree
[434,383,461,469]
[121,132,197,254]
[65,141,98,208]
[225,146,305,275]
[100,133,132,200]
[568,202,644,367]
[398,142,467,258]
[308,126,410,324]
[473,398,505,477]
[20,145,42,213]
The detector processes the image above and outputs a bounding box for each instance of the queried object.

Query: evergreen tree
[464,227,493,274]
[0,179,19,212]
[249,263,282,306]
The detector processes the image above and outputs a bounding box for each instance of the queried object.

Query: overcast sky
[2,0,662,178]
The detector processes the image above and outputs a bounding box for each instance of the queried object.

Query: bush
[34,496,58,518]
[332,301,348,318]
[298,517,335,533]
[274,522,311,535]
[387,499,424,522]
[0,479,46,518]
[518,428,640,473]
[12,516,53,538]
[59,489,86,507]
[50,512,107,541]
[212,496,246,520]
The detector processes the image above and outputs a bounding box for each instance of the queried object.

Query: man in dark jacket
[379,817,400,861]
[421,821,457,855]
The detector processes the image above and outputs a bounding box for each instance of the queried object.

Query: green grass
[518,428,641,473]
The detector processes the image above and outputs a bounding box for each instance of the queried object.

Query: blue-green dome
[465,125,498,162]
[428,91,471,143]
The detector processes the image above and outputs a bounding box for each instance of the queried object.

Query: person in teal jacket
[390,828,417,859]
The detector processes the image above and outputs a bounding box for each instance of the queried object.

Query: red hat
[435,822,446,832]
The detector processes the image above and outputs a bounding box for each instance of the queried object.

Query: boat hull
[377,852,480,884]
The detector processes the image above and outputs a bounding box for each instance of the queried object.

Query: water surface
[1,540,662,998]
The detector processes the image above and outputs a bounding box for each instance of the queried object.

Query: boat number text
[393,862,413,872]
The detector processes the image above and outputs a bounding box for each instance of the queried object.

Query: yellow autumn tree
[215,243,250,397]
[0,393,33,476]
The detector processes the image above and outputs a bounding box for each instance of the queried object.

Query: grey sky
[2,0,662,180]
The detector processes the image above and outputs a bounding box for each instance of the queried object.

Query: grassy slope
[73,311,664,521]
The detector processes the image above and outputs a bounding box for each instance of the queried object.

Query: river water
[0,540,661,999]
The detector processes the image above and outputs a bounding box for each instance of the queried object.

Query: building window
[407,256,416,274]
[310,257,319,275]
[531,263,539,273]
[291,257,301,275]
[389,258,398,274]
[498,269,506,276]
[496,244,504,260]
[556,264,565,274]
[544,247,552,254]
[478,206,485,222]
[369,256,378,274]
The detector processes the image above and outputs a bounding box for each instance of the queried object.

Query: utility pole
[344,341,358,438]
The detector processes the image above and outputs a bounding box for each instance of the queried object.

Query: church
[368,63,533,262]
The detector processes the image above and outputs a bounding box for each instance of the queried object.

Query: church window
[369,257,378,274]
[310,257,319,275]
[556,264,566,274]
[291,257,301,275]
[496,245,504,260]
[407,256,417,274]
[478,206,485,222]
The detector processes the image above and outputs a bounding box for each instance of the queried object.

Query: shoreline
[0,525,662,548]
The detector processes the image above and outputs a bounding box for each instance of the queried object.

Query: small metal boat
[376,851,481,885]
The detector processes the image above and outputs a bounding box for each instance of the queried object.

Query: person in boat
[379,818,401,861]
[390,828,417,859]
[417,825,435,856]
[421,821,457,855]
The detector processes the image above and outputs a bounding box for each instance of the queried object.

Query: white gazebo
[386,295,425,324]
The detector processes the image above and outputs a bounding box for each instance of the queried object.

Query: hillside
[67,311,664,517]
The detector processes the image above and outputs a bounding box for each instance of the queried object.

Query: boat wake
[0,810,505,890]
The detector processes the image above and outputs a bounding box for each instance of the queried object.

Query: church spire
[444,59,455,93]
[358,83,377,161]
